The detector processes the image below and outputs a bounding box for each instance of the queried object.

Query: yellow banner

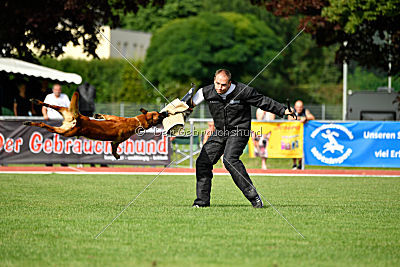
[249,121,303,158]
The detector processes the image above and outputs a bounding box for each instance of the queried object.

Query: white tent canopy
[0,57,82,84]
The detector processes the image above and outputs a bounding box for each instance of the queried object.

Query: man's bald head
[294,100,304,114]
[214,69,232,95]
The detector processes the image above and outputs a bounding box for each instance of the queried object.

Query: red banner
[0,118,171,165]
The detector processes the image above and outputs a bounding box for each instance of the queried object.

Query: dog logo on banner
[310,124,354,164]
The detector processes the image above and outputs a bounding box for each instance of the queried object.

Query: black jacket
[203,81,286,131]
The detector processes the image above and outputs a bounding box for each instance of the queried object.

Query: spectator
[288,100,315,170]
[42,83,70,167]
[13,83,32,116]
[42,84,70,120]
[253,108,275,170]
[76,81,96,117]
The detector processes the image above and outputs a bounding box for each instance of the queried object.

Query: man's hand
[183,107,193,120]
[284,108,297,120]
[285,99,297,120]
[299,116,307,123]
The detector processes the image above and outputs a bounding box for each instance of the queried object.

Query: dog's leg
[23,121,67,134]
[69,92,80,118]
[111,141,121,159]
[31,98,69,118]
[31,99,67,112]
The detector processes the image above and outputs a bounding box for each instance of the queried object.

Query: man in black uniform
[187,69,294,208]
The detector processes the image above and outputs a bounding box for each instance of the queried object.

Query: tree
[322,0,400,76]
[39,57,126,102]
[0,0,163,61]
[121,0,201,32]
[121,0,270,33]
[142,12,282,99]
[251,0,400,75]
[119,61,159,103]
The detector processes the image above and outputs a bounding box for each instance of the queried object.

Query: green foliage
[143,12,282,96]
[39,58,126,102]
[321,0,400,74]
[143,11,342,104]
[119,61,160,103]
[0,0,160,61]
[121,0,202,32]
[250,17,342,104]
[349,66,400,91]
[252,0,400,75]
[323,0,400,34]
[122,0,279,34]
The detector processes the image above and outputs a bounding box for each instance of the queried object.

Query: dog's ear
[140,108,148,114]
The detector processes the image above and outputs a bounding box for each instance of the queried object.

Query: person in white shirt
[42,83,70,167]
[42,84,70,120]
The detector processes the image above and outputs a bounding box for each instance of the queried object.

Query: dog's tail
[70,92,80,119]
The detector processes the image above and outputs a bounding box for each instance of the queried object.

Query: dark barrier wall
[0,118,171,165]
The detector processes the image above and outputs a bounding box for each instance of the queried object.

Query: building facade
[60,26,151,60]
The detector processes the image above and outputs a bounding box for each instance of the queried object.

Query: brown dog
[23,92,167,159]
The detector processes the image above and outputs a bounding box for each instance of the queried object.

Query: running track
[1,166,400,177]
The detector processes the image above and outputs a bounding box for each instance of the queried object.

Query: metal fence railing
[94,102,343,120]
[307,104,342,120]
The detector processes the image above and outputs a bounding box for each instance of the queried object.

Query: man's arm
[191,88,204,107]
[42,106,49,120]
[244,86,292,117]
[256,108,266,120]
[63,94,70,107]
[178,88,204,119]
[296,109,315,123]
[13,102,18,116]
[305,109,315,120]
[42,95,50,120]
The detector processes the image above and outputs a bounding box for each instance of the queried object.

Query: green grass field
[1,173,399,266]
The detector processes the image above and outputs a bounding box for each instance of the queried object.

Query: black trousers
[193,133,259,206]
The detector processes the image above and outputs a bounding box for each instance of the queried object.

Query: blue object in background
[304,121,400,168]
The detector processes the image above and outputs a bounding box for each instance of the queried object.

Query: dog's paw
[93,113,104,119]
[23,121,32,126]
[113,153,121,160]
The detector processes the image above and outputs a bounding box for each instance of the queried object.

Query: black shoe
[297,164,302,170]
[250,195,264,208]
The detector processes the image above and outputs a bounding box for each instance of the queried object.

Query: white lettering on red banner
[1,131,169,156]
[0,133,23,153]
[29,132,43,153]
